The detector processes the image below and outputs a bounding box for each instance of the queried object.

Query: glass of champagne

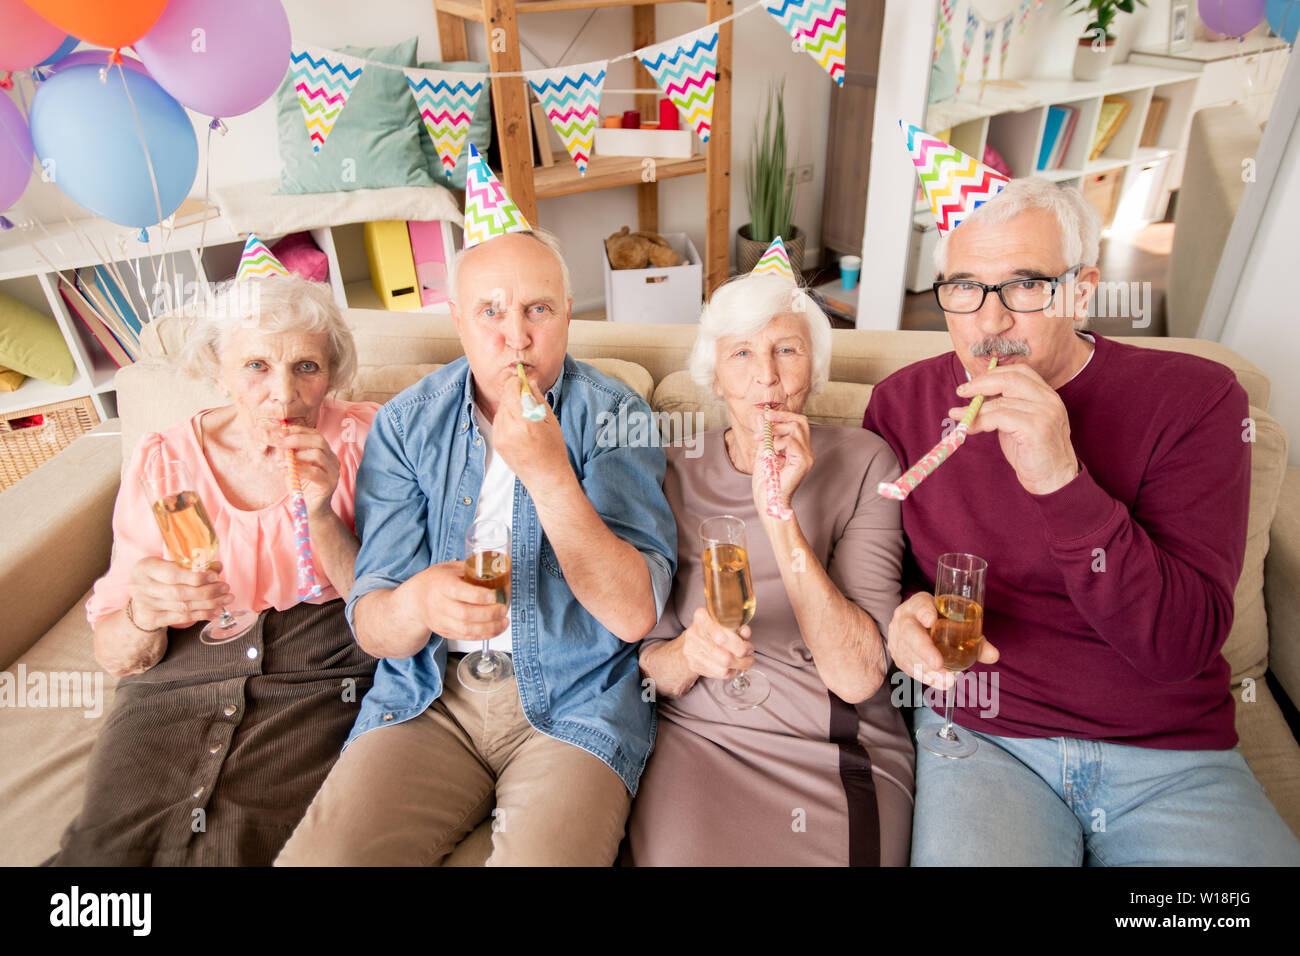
[457,518,513,693]
[916,552,988,759]
[140,458,257,645]
[700,515,770,710]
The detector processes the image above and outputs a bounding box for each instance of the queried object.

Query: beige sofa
[2,310,1298,866]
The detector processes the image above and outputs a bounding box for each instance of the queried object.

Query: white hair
[180,274,357,391]
[688,272,833,395]
[447,227,573,306]
[933,177,1101,276]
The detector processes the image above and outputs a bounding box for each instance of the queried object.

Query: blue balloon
[1267,0,1300,42]
[37,35,80,67]
[28,64,197,229]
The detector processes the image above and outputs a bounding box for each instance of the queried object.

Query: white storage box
[594,128,695,159]
[603,232,702,324]
[906,212,940,293]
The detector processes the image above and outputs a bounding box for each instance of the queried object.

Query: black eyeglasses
[933,265,1082,314]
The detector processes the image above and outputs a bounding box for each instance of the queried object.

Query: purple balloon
[0,95,35,212]
[135,0,291,119]
[1199,0,1268,37]
[47,49,153,78]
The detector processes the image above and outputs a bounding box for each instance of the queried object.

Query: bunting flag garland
[752,235,795,279]
[526,61,607,176]
[900,121,1010,236]
[764,0,847,86]
[1000,16,1014,75]
[404,69,486,180]
[956,8,978,96]
[462,143,531,249]
[638,24,719,143]
[235,235,290,281]
[289,47,363,154]
[981,21,995,85]
[1017,0,1034,34]
[935,0,956,62]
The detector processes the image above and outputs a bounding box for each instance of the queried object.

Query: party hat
[751,236,794,280]
[236,235,290,281]
[462,143,531,249]
[901,121,1009,235]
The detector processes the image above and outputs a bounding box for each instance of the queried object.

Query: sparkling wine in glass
[457,518,514,693]
[916,552,987,758]
[700,515,769,710]
[141,458,257,645]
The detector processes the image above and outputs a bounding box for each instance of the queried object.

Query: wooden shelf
[533,154,707,199]
[440,0,695,18]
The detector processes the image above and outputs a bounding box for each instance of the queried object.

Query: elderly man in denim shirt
[277,230,676,865]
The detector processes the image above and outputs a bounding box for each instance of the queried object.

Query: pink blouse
[86,397,379,625]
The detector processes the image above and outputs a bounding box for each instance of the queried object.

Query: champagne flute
[916,553,988,759]
[456,518,514,693]
[700,515,770,710]
[140,458,258,645]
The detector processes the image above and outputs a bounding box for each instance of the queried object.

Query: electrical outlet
[785,164,814,187]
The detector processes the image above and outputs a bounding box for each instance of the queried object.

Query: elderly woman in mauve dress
[624,270,912,866]
[50,275,377,866]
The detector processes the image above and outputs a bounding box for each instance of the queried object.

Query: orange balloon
[18,0,169,51]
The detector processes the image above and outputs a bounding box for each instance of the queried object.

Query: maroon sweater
[862,334,1250,750]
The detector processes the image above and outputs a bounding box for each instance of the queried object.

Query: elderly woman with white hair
[50,274,378,866]
[624,268,914,866]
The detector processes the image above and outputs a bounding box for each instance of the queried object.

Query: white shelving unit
[0,214,452,422]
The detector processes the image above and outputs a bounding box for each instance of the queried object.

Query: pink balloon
[0,94,36,211]
[46,49,153,78]
[134,0,292,118]
[1198,0,1268,37]
[0,0,68,71]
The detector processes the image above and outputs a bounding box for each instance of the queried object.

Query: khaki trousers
[276,656,632,866]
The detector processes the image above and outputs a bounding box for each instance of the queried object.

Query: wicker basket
[0,395,101,491]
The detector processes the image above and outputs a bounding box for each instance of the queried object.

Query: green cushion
[275,37,436,195]
[415,60,493,191]
[0,292,75,386]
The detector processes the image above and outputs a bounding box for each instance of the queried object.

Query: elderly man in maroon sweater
[863,177,1300,865]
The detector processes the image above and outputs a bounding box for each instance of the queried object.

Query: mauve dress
[625,425,914,866]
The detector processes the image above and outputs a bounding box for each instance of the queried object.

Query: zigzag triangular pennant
[900,121,1009,236]
[236,235,290,281]
[526,60,606,176]
[289,47,363,154]
[404,67,487,180]
[765,0,846,86]
[637,24,718,143]
[463,143,531,249]
[752,236,794,279]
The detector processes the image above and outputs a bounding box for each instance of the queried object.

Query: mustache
[971,337,1030,357]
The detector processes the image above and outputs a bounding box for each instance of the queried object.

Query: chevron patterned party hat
[901,121,1010,235]
[236,235,290,281]
[463,143,532,249]
[751,236,794,280]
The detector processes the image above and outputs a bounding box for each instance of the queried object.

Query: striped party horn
[281,422,323,599]
[760,404,793,521]
[877,356,998,501]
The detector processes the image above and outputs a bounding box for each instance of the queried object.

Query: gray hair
[180,274,357,391]
[447,227,573,306]
[688,272,833,395]
[933,177,1101,276]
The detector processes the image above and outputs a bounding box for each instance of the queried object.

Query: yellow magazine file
[364,220,422,311]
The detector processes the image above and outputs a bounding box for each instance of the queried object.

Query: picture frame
[1169,1,1193,53]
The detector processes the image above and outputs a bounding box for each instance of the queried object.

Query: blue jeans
[911,706,1300,866]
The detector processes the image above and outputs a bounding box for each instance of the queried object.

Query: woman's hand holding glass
[125,557,233,632]
[679,606,756,682]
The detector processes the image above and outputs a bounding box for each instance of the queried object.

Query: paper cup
[840,254,862,291]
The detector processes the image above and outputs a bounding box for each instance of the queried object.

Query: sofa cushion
[0,593,116,866]
[1233,677,1300,840]
[652,370,874,436]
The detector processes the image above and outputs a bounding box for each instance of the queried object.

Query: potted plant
[1067,0,1148,81]
[739,81,805,277]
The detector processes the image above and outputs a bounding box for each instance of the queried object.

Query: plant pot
[736,224,806,279]
[1073,37,1116,81]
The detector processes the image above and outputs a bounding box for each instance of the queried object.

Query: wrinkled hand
[887,592,998,690]
[750,408,814,519]
[952,364,1079,496]
[492,372,572,494]
[126,557,232,631]
[679,606,755,681]
[275,424,341,519]
[405,560,509,644]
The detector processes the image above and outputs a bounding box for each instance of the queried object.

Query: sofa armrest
[1266,466,1300,707]
[0,419,120,670]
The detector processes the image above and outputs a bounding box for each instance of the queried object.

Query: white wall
[6,0,834,313]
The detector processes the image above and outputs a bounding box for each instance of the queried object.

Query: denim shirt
[344,355,677,793]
